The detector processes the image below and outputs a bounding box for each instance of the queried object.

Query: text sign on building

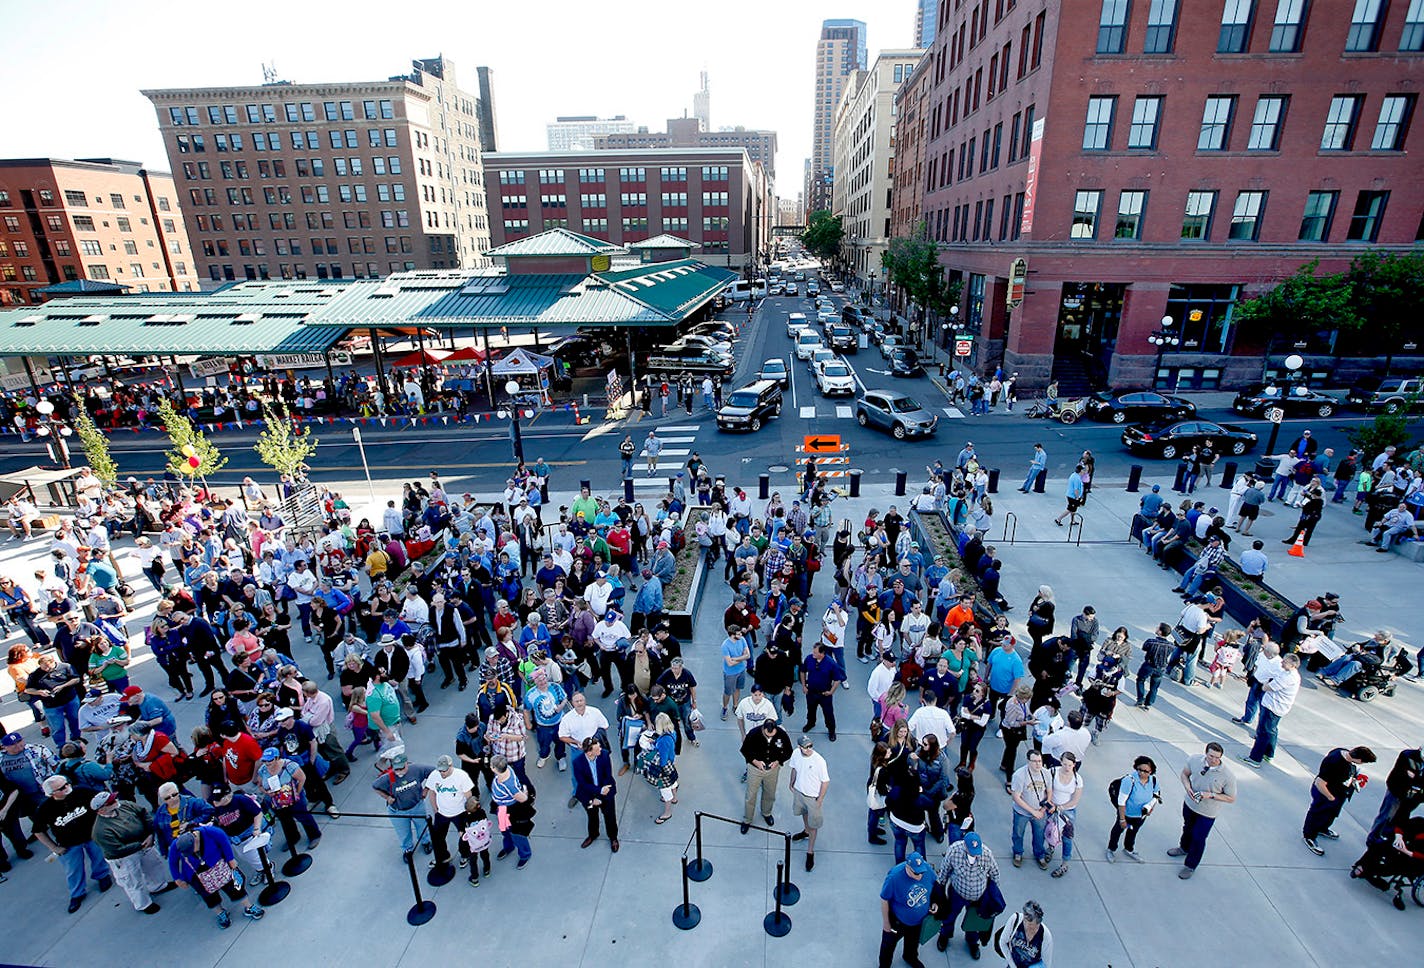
[1007,258,1028,310]
[955,337,974,357]
[1018,117,1046,237]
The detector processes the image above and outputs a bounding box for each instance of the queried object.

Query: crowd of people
[0,413,1419,961]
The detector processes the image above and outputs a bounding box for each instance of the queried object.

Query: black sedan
[1121,419,1258,459]
[1231,383,1342,419]
[1086,390,1197,425]
[888,348,926,377]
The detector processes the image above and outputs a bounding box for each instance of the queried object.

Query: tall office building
[808,18,867,215]
[143,55,493,282]
[915,0,938,48]
[546,116,636,152]
[0,157,199,306]
[596,117,778,180]
[693,71,711,131]
[475,66,500,152]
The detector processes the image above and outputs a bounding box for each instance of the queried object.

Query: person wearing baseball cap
[122,685,177,739]
[933,830,1001,957]
[91,790,174,914]
[423,754,474,872]
[255,744,322,852]
[879,851,935,968]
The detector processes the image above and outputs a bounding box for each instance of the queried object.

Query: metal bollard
[1219,461,1238,490]
[1172,465,1188,493]
[895,470,907,496]
[623,477,634,502]
[1033,468,1047,493]
[579,479,591,493]
[848,468,862,498]
[759,473,770,500]
[987,468,1000,494]
[1126,464,1143,493]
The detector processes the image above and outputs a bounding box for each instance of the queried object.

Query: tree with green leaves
[71,401,118,487]
[881,222,960,323]
[1232,260,1359,338]
[1345,251,1424,373]
[155,397,227,483]
[801,210,844,262]
[254,398,319,481]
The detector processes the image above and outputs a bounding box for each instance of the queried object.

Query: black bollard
[759,473,770,500]
[1126,464,1143,493]
[672,858,702,930]
[774,834,800,906]
[894,470,907,496]
[763,862,793,937]
[404,842,437,926]
[1033,468,1047,493]
[987,468,1000,494]
[256,843,291,905]
[280,839,312,878]
[686,815,713,881]
[1172,464,1188,493]
[1219,461,1238,490]
[623,477,634,502]
[848,468,862,497]
[580,479,591,493]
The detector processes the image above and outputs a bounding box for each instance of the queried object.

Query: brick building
[596,117,779,181]
[143,55,494,284]
[482,148,772,272]
[0,158,198,306]
[904,0,1424,390]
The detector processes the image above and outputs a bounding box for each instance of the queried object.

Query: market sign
[1007,258,1028,310]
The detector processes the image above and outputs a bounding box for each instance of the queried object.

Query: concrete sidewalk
[1,477,1422,966]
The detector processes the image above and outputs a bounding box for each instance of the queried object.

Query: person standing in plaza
[789,734,830,871]
[1303,746,1376,856]
[1233,639,1282,727]
[1009,748,1052,870]
[1106,755,1161,863]
[32,774,113,913]
[572,735,619,853]
[1241,653,1301,768]
[720,626,751,722]
[372,751,433,862]
[644,430,663,477]
[801,640,846,742]
[879,851,935,968]
[1168,742,1236,879]
[934,831,1001,958]
[740,718,792,833]
[619,434,636,480]
[90,791,173,914]
[1019,444,1048,493]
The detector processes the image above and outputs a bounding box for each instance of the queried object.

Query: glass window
[1269,0,1307,52]
[1346,190,1388,241]
[1198,96,1236,150]
[1371,95,1415,150]
[1071,190,1103,238]
[1229,190,1267,240]
[1403,0,1424,50]
[1144,0,1179,53]
[1083,96,1116,150]
[1098,0,1130,53]
[1166,284,1241,354]
[1321,95,1364,150]
[1346,0,1386,51]
[1115,191,1147,238]
[1247,96,1287,150]
[1128,96,1163,148]
[1219,0,1256,52]
[1298,190,1338,241]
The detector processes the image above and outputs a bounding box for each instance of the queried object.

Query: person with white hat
[91,791,174,914]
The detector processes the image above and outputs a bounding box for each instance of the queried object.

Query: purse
[195,860,234,895]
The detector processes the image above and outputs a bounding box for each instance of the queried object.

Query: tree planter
[662,541,709,641]
[909,510,1001,627]
[1158,536,1296,639]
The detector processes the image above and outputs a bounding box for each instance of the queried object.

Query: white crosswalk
[630,425,705,489]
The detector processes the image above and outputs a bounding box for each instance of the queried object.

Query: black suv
[716,379,783,432]
[827,325,858,353]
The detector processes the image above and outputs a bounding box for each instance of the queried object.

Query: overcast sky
[0,0,917,199]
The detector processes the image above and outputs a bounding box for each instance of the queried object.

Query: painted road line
[799,406,816,419]
[836,405,854,419]
[659,425,702,432]
[942,407,967,419]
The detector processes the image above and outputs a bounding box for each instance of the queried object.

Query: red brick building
[901,0,1424,390]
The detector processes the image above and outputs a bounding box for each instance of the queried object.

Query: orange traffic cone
[1288,530,1306,558]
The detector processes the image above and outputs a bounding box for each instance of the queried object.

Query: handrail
[1002,511,1018,545]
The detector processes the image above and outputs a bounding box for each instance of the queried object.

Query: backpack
[1107,773,1126,806]
[463,817,492,852]
[897,656,923,690]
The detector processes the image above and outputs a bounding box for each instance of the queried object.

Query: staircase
[1050,353,1097,397]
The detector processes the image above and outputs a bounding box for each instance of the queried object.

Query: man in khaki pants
[738,718,793,834]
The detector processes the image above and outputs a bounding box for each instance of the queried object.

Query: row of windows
[190,210,418,232]
[176,129,402,153]
[502,192,731,209]
[502,216,730,235]
[497,165,731,187]
[1066,187,1393,243]
[0,190,171,215]
[1083,91,1415,152]
[200,236,419,258]
[168,99,396,128]
[1098,0,1424,56]
[206,261,418,283]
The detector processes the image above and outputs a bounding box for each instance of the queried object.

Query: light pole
[1263,354,1304,456]
[499,379,525,464]
[1147,315,1179,390]
[33,400,72,469]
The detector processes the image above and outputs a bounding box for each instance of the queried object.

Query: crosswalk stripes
[942,407,966,419]
[799,405,816,419]
[630,424,705,489]
[836,405,853,419]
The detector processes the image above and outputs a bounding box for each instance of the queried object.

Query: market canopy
[490,348,553,376]
[442,345,486,362]
[389,348,449,368]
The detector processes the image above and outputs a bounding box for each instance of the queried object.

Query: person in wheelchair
[1318,631,1402,690]
[1351,814,1424,909]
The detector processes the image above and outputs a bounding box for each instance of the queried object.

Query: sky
[0,0,918,200]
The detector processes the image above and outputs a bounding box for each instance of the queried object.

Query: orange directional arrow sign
[803,434,843,453]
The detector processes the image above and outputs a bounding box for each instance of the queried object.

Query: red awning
[390,348,449,367]
[442,346,486,362]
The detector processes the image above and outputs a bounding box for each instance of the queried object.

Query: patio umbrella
[442,345,486,362]
[390,348,450,368]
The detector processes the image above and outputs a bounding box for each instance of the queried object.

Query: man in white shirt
[900,602,932,657]
[1243,653,1301,768]
[381,501,404,537]
[423,754,474,871]
[789,735,830,871]
[1233,640,1282,727]
[734,682,780,738]
[1042,709,1093,765]
[400,586,430,626]
[590,610,630,696]
[586,573,614,618]
[867,652,898,717]
[907,693,956,748]
[558,692,610,806]
[820,601,849,672]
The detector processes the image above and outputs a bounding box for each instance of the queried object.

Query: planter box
[663,543,710,641]
[1152,532,1295,638]
[910,510,1001,627]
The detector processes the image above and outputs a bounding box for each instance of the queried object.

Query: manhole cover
[768,465,790,473]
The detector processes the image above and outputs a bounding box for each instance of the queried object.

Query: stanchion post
[848,468,862,498]
[256,844,290,905]
[671,857,702,930]
[759,473,770,500]
[763,861,792,937]
[280,839,312,878]
[1126,464,1143,493]
[894,470,907,496]
[686,812,713,881]
[623,477,634,502]
[774,833,800,906]
[405,828,438,926]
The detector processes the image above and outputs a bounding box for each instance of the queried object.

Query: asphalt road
[1,292,1411,497]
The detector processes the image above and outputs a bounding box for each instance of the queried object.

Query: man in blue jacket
[572,735,619,852]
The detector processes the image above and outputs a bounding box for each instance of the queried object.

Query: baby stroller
[1351,817,1424,910]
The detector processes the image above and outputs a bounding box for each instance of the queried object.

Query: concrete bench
[1389,539,1424,562]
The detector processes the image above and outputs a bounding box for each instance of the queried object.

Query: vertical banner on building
[1019,116,1046,237]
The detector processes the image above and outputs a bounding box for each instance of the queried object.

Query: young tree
[800,210,844,262]
[1346,251,1424,373]
[155,396,227,483]
[254,398,319,481]
[71,401,118,487]
[1232,260,1359,338]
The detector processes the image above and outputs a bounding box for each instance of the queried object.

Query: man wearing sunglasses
[1168,742,1237,879]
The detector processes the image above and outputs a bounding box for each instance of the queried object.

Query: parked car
[716,379,783,432]
[856,390,939,440]
[1120,419,1258,459]
[815,360,856,396]
[759,358,790,388]
[795,330,825,361]
[879,334,903,359]
[1231,383,1342,419]
[689,321,738,343]
[827,325,858,353]
[786,313,809,338]
[668,334,732,355]
[888,347,925,377]
[1085,389,1197,425]
[647,346,735,376]
[1346,375,1424,414]
[829,281,845,293]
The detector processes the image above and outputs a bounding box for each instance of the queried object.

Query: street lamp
[498,379,526,464]
[1147,315,1179,390]
[33,400,72,469]
[1263,354,1304,456]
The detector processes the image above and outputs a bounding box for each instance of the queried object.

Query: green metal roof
[625,234,699,250]
[414,273,671,327]
[595,260,737,318]
[485,228,624,258]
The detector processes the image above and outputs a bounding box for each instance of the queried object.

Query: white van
[725,280,752,301]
